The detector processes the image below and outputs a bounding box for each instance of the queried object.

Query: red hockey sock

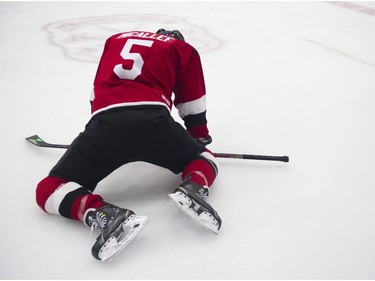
[36,176,68,212]
[182,158,217,187]
[71,194,106,221]
[36,176,107,222]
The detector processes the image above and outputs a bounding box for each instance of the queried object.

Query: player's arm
[174,48,211,144]
[90,37,113,111]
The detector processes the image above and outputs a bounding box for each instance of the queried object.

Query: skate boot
[84,204,149,262]
[168,181,222,234]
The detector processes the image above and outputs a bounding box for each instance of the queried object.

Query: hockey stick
[25,135,289,162]
[26,135,70,149]
[213,153,289,162]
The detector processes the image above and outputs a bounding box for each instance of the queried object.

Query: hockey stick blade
[25,135,289,162]
[25,135,70,149]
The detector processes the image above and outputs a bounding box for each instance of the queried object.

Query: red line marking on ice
[327,1,375,17]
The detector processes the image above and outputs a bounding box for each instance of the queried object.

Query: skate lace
[89,212,108,236]
[90,221,98,236]
[198,187,210,201]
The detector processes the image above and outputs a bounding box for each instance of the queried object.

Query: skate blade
[168,192,219,235]
[98,215,149,262]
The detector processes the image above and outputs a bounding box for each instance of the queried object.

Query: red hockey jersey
[91,31,208,136]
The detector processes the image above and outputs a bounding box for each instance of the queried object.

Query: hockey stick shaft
[25,135,289,162]
[212,153,289,162]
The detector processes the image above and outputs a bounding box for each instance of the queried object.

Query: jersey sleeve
[90,37,112,110]
[173,47,209,139]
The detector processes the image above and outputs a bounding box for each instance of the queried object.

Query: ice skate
[85,204,149,262]
[169,181,222,234]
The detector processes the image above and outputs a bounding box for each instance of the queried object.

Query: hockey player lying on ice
[35,29,222,261]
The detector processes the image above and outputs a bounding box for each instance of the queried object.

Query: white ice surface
[1,1,375,279]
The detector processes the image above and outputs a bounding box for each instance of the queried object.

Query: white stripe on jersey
[44,182,81,215]
[176,95,206,119]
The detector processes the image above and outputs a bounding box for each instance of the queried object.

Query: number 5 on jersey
[113,39,154,80]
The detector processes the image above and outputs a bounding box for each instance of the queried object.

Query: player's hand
[197,135,212,146]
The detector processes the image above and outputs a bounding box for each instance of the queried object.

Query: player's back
[91,31,195,115]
